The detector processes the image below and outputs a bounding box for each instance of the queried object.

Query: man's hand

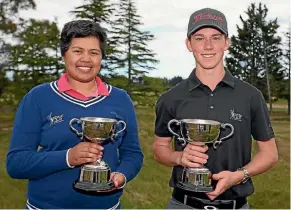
[178,142,209,168]
[206,170,244,200]
[68,142,103,166]
[110,172,126,188]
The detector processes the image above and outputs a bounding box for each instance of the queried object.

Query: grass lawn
[0,105,289,209]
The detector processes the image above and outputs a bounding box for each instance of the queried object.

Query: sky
[18,0,291,79]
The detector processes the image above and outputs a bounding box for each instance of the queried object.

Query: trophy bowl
[168,119,234,192]
[180,119,221,145]
[81,117,119,143]
[70,117,126,193]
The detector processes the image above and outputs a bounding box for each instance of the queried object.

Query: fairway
[0,106,289,209]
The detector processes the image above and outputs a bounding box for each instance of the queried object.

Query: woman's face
[62,36,102,83]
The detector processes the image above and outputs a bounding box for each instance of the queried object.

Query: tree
[113,0,159,86]
[70,0,121,75]
[71,0,114,24]
[0,0,36,106]
[0,67,9,99]
[0,0,36,33]
[225,3,284,115]
[280,27,291,114]
[169,76,183,87]
[9,19,63,99]
[0,40,11,98]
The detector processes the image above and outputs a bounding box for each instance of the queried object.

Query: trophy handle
[69,118,83,136]
[167,119,186,146]
[112,120,126,139]
[213,123,234,149]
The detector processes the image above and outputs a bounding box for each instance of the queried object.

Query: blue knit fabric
[6,82,143,209]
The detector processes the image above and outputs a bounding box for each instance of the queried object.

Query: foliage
[225,3,284,100]
[10,19,62,76]
[168,76,184,87]
[0,40,11,99]
[107,75,169,107]
[281,28,290,114]
[0,69,9,99]
[0,0,36,33]
[112,0,159,86]
[1,19,63,105]
[71,0,114,24]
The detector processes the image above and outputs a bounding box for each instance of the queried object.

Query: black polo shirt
[155,69,275,200]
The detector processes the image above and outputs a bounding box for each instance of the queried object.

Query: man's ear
[185,37,193,52]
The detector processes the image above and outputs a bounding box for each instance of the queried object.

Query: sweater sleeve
[6,91,69,180]
[115,92,144,182]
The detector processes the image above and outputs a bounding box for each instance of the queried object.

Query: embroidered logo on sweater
[229,109,242,122]
[47,112,64,125]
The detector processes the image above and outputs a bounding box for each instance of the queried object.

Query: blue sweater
[6,81,143,209]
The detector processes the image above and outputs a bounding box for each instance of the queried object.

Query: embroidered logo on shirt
[47,113,64,125]
[229,109,242,122]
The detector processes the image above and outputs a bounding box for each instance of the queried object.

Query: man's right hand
[68,142,104,167]
[178,142,209,168]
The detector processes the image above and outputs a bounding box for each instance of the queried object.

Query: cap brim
[187,24,228,37]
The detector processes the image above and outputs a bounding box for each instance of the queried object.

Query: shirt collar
[187,68,235,92]
[187,69,201,91]
[57,73,109,96]
[221,70,235,88]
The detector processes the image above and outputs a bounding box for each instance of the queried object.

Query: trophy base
[73,180,116,193]
[176,181,213,192]
[180,167,213,192]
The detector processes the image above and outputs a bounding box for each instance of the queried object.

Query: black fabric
[172,188,247,209]
[154,69,275,200]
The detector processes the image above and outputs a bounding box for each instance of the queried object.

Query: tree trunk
[263,40,272,116]
[288,29,290,115]
[127,8,132,89]
[288,98,290,115]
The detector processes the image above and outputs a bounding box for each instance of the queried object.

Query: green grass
[249,117,290,209]
[0,131,28,208]
[0,105,289,209]
[272,99,289,106]
[121,107,173,208]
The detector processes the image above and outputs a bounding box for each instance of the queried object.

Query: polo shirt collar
[222,70,235,88]
[188,69,235,92]
[187,69,201,91]
[57,73,109,96]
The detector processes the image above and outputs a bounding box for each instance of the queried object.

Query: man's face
[62,36,102,83]
[186,27,229,70]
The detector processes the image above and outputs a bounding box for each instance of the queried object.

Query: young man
[6,20,143,209]
[153,8,278,209]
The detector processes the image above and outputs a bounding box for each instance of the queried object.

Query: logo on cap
[193,12,225,24]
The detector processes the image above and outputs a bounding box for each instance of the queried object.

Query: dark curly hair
[60,20,107,57]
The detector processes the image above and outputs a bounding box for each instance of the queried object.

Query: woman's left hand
[110,172,126,189]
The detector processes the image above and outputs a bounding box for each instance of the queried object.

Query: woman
[6,20,144,209]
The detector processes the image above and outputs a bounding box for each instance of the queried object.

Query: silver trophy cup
[69,117,126,192]
[168,119,234,192]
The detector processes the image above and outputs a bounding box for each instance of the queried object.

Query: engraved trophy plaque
[168,119,234,192]
[70,117,126,192]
